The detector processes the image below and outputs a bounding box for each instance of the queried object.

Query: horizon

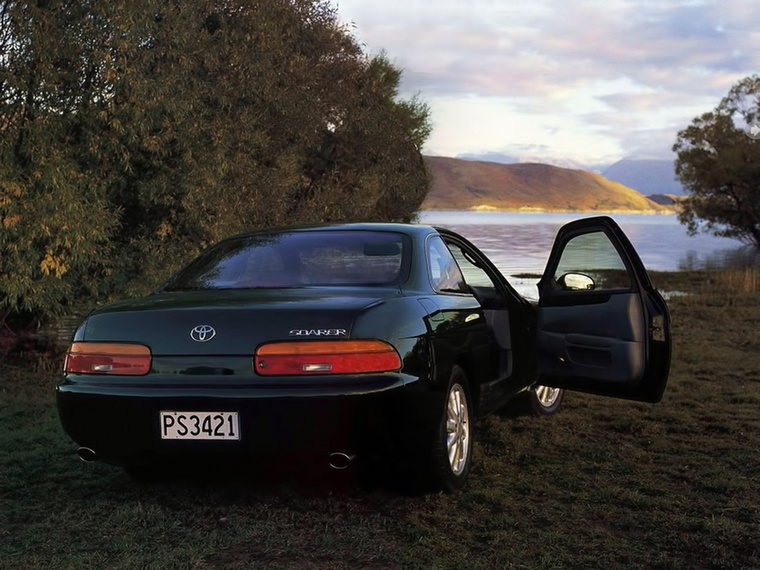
[422,152,676,173]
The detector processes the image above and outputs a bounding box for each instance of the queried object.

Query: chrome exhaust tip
[77,447,97,463]
[328,452,356,470]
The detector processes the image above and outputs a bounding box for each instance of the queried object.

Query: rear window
[165,230,410,291]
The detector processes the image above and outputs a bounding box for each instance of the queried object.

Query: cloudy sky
[335,0,760,169]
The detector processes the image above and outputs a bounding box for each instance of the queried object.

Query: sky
[334,0,760,170]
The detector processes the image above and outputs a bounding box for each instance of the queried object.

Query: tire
[428,365,474,492]
[528,385,564,416]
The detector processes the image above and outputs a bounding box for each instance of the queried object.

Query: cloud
[342,1,757,91]
[335,0,760,163]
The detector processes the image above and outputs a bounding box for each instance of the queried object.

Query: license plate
[160,411,240,440]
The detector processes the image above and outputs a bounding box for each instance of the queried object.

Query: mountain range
[421,156,676,212]
[455,153,687,196]
[602,159,686,196]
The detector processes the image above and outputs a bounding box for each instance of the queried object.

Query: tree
[0,0,431,336]
[0,1,118,332]
[673,75,760,247]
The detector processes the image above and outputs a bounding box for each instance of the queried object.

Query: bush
[0,0,431,341]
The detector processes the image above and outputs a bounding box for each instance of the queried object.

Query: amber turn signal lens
[64,342,152,376]
[255,340,401,376]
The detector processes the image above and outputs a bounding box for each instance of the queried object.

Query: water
[418,211,757,299]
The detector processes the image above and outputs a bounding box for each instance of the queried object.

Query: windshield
[164,230,410,291]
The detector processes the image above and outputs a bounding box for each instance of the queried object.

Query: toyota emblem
[190,325,216,342]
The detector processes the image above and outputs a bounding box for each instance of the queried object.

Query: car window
[165,230,410,290]
[446,243,498,289]
[553,230,631,291]
[427,236,468,293]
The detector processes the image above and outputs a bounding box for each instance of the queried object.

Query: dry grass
[1,269,758,569]
[720,267,760,296]
[652,266,760,298]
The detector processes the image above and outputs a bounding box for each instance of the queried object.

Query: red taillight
[255,340,401,376]
[64,342,152,376]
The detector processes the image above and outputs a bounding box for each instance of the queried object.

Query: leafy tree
[0,0,431,336]
[0,1,117,332]
[673,76,760,247]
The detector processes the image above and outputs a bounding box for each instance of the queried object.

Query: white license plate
[160,411,240,440]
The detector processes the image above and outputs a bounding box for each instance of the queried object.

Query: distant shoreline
[421,206,678,215]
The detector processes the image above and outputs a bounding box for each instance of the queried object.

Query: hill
[421,156,673,212]
[602,158,686,196]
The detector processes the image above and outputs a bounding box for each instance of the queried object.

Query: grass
[1,269,759,569]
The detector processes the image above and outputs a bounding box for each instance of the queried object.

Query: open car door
[536,216,671,402]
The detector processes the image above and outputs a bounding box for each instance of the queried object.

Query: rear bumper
[56,373,441,467]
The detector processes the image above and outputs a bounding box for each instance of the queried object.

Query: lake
[418,211,758,299]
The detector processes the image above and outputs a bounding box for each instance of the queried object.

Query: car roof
[222,222,443,241]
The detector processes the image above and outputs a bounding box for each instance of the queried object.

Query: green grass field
[1,270,758,569]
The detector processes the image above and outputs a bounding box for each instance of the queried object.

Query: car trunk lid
[80,288,398,356]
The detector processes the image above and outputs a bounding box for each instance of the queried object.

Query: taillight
[255,340,401,376]
[64,342,152,375]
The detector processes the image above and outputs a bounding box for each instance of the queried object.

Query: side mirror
[557,272,595,291]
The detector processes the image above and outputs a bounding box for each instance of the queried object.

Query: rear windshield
[164,230,410,291]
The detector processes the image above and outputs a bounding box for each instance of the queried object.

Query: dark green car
[57,217,671,491]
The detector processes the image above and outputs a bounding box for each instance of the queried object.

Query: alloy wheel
[446,382,470,475]
[535,385,562,408]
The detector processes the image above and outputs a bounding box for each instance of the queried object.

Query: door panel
[538,292,645,384]
[537,216,671,403]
